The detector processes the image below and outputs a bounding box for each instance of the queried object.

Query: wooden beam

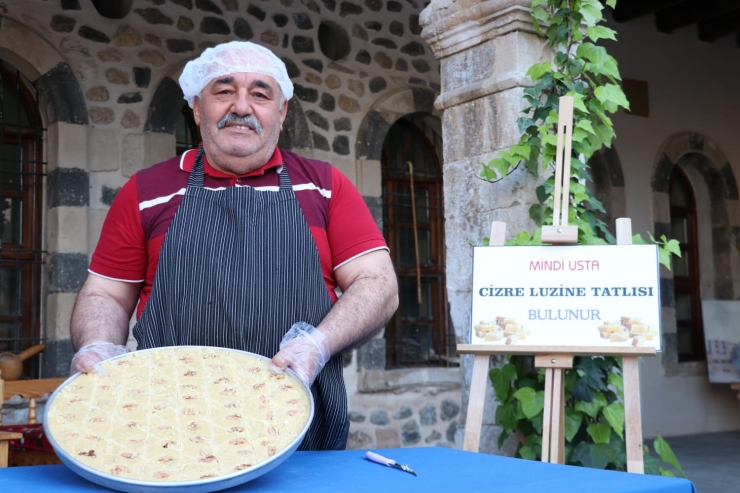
[611,0,687,23]
[655,0,740,33]
[698,9,740,41]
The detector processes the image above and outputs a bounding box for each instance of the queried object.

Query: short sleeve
[89,176,148,282]
[327,168,389,270]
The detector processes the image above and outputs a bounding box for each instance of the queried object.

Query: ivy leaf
[579,0,604,26]
[515,231,533,246]
[587,423,611,444]
[658,248,671,271]
[519,445,537,460]
[527,62,553,81]
[489,368,509,402]
[607,372,624,393]
[594,83,630,110]
[574,391,607,418]
[632,233,648,245]
[602,402,625,439]
[606,0,617,8]
[529,204,547,226]
[663,238,682,257]
[654,436,687,478]
[518,117,536,133]
[587,26,617,42]
[512,143,532,160]
[513,387,545,419]
[564,408,583,442]
[644,450,661,476]
[575,119,596,135]
[490,363,518,402]
[571,442,616,469]
[495,400,519,434]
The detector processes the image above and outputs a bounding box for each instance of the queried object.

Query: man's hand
[269,322,330,387]
[69,341,129,375]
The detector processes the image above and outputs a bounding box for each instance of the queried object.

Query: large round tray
[43,346,314,493]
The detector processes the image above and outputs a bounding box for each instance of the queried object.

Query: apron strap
[188,147,206,188]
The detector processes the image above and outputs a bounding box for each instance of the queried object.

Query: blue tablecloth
[0,447,696,493]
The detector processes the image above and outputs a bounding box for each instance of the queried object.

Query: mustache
[217,113,263,133]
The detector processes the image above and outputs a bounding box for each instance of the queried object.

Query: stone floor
[657,430,740,492]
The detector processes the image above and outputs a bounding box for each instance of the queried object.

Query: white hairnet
[179,41,293,108]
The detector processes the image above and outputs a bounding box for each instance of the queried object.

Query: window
[669,166,705,362]
[381,114,454,368]
[175,103,201,155]
[0,63,45,376]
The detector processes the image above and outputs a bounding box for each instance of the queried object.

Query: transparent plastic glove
[69,342,129,375]
[269,322,330,387]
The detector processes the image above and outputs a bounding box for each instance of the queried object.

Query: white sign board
[471,245,662,351]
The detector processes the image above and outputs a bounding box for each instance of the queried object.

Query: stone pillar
[420,0,551,453]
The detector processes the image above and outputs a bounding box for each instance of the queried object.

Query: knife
[365,451,418,476]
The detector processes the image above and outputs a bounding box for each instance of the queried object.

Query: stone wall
[0,0,466,450]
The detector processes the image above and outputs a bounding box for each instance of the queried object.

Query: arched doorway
[381,113,451,368]
[0,62,44,376]
[669,164,704,362]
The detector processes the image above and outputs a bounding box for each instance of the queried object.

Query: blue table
[0,447,696,492]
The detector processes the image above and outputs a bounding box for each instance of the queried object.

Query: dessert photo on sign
[473,317,531,345]
[597,317,659,346]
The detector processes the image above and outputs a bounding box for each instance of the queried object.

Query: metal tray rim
[43,345,314,493]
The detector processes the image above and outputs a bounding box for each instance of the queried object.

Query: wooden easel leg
[549,368,566,464]
[541,368,554,462]
[463,354,490,452]
[623,356,645,474]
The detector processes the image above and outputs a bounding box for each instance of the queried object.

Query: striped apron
[133,147,348,451]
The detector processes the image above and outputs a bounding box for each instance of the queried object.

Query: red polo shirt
[90,147,388,317]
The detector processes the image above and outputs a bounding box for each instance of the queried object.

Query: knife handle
[366,451,395,466]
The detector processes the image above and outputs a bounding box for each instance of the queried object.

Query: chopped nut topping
[268,446,277,456]
[187,422,198,430]
[89,417,106,423]
[153,471,171,478]
[214,377,229,384]
[235,463,252,471]
[111,465,130,475]
[189,436,205,443]
[121,452,139,459]
[230,437,247,445]
[184,370,197,377]
[253,383,265,390]
[158,455,173,463]
[163,441,175,448]
[229,427,244,433]
[78,450,96,457]
[248,367,261,373]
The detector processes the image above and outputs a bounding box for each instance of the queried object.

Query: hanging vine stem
[479,0,685,477]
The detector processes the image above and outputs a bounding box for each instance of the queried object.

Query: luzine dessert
[47,347,311,482]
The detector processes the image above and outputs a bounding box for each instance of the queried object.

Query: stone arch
[355,86,437,160]
[650,132,739,367]
[588,146,626,233]
[0,17,87,126]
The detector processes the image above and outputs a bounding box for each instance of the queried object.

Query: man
[69,41,399,451]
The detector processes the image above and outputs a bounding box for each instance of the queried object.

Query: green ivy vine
[481,0,685,477]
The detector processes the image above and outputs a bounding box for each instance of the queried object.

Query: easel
[460,97,655,473]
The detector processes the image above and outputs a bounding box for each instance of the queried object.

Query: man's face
[193,72,288,171]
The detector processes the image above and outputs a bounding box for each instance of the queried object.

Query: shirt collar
[179,145,283,178]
